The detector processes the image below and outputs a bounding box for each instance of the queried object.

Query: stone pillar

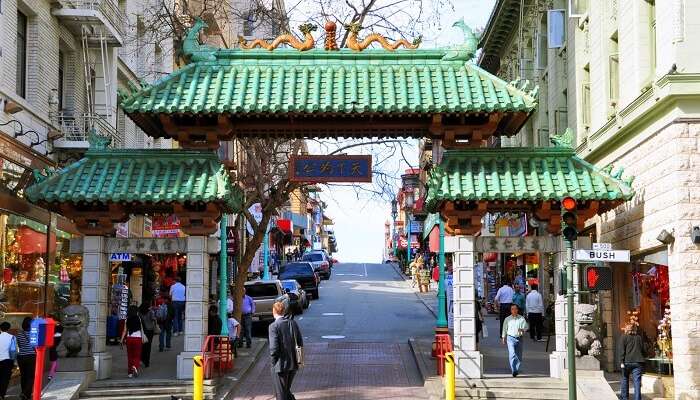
[177,236,210,379]
[450,235,482,379]
[82,236,112,380]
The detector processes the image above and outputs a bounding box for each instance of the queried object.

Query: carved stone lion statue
[56,304,92,357]
[574,303,602,357]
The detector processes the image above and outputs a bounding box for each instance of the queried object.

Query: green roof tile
[25,149,243,212]
[120,50,537,117]
[425,147,634,212]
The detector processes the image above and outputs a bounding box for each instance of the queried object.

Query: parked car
[244,280,284,323]
[278,279,308,314]
[302,251,332,280]
[278,262,320,299]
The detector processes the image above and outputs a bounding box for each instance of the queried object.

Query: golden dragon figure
[345,23,421,51]
[238,23,317,51]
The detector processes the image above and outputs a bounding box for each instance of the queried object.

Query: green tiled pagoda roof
[120,50,536,116]
[25,149,243,211]
[425,147,634,212]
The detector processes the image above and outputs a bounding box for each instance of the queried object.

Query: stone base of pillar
[93,352,112,380]
[454,350,482,379]
[549,351,566,379]
[177,351,200,379]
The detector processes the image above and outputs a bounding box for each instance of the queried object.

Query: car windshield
[301,253,324,262]
[281,281,297,291]
[245,284,279,297]
[280,263,314,275]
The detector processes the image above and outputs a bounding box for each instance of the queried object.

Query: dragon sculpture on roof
[345,23,421,51]
[238,23,317,51]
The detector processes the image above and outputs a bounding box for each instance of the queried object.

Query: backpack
[8,336,17,360]
[156,303,169,322]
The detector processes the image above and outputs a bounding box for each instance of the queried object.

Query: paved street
[235,262,434,399]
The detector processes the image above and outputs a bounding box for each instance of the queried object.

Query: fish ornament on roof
[442,18,480,61]
[344,23,421,51]
[550,128,575,148]
[238,23,318,51]
[182,18,220,62]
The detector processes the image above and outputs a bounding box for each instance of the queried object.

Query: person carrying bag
[268,301,303,400]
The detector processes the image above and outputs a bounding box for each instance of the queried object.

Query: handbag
[8,336,17,360]
[139,317,149,344]
[289,320,303,366]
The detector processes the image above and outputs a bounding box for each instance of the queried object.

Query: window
[536,16,548,69]
[609,33,619,106]
[16,11,28,97]
[649,1,656,80]
[58,50,65,112]
[243,12,256,37]
[582,64,591,128]
[547,9,566,49]
[569,0,589,18]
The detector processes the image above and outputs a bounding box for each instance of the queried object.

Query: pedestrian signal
[584,266,613,291]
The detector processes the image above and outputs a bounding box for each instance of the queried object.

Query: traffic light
[561,196,578,242]
[584,266,613,291]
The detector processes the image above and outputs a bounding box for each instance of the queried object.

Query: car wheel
[312,290,319,300]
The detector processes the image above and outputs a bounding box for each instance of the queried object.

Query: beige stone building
[480,0,699,398]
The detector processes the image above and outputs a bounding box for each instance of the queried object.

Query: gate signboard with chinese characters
[475,236,560,253]
[289,155,372,183]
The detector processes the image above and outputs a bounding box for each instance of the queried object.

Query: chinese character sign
[289,155,372,183]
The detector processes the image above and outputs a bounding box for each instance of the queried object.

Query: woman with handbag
[139,303,156,368]
[121,305,146,378]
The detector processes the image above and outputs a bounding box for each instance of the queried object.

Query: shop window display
[0,210,82,326]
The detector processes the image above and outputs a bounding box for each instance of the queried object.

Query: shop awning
[422,213,441,240]
[276,219,292,234]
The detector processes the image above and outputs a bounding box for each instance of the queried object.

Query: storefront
[613,248,673,393]
[0,132,82,327]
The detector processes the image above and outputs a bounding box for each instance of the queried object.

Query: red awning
[277,219,292,234]
[429,227,439,252]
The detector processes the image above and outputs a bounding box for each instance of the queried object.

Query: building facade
[480,0,697,397]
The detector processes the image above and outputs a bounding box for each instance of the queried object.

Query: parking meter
[31,317,55,400]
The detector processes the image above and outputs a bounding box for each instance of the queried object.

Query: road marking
[321,335,345,339]
[298,317,304,320]
[363,263,368,277]
[335,273,364,276]
[322,312,343,316]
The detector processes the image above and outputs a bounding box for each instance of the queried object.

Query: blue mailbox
[29,318,55,347]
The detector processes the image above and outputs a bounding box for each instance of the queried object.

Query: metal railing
[55,0,125,38]
[55,113,123,148]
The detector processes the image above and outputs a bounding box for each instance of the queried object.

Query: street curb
[219,339,266,400]
[416,292,438,318]
[408,337,444,400]
[389,262,440,319]
[389,261,409,280]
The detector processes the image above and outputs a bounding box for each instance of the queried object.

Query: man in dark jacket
[268,301,303,400]
[618,321,646,400]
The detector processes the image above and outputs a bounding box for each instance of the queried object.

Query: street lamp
[391,197,398,258]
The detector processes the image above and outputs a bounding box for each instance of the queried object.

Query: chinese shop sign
[289,155,372,183]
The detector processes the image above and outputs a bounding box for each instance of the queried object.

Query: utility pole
[262,224,270,280]
[561,197,579,400]
[219,214,228,336]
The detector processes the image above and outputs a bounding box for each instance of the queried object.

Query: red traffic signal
[585,266,613,291]
[562,196,577,211]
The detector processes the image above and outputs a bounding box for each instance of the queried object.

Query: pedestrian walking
[501,304,528,377]
[208,305,222,336]
[268,301,303,400]
[169,276,186,336]
[240,288,255,348]
[525,284,544,341]
[48,320,63,380]
[139,303,156,368]
[494,280,514,334]
[619,321,645,400]
[156,297,174,352]
[227,314,240,358]
[0,322,16,400]
[121,305,145,377]
[16,317,35,400]
[512,284,526,315]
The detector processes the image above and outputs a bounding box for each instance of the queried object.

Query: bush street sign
[574,249,630,262]
[289,155,372,183]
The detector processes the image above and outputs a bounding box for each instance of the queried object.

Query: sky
[300,0,497,263]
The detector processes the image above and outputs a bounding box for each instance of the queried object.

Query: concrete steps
[79,379,215,400]
[457,377,569,400]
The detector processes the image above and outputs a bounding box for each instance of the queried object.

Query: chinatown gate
[24,18,633,380]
